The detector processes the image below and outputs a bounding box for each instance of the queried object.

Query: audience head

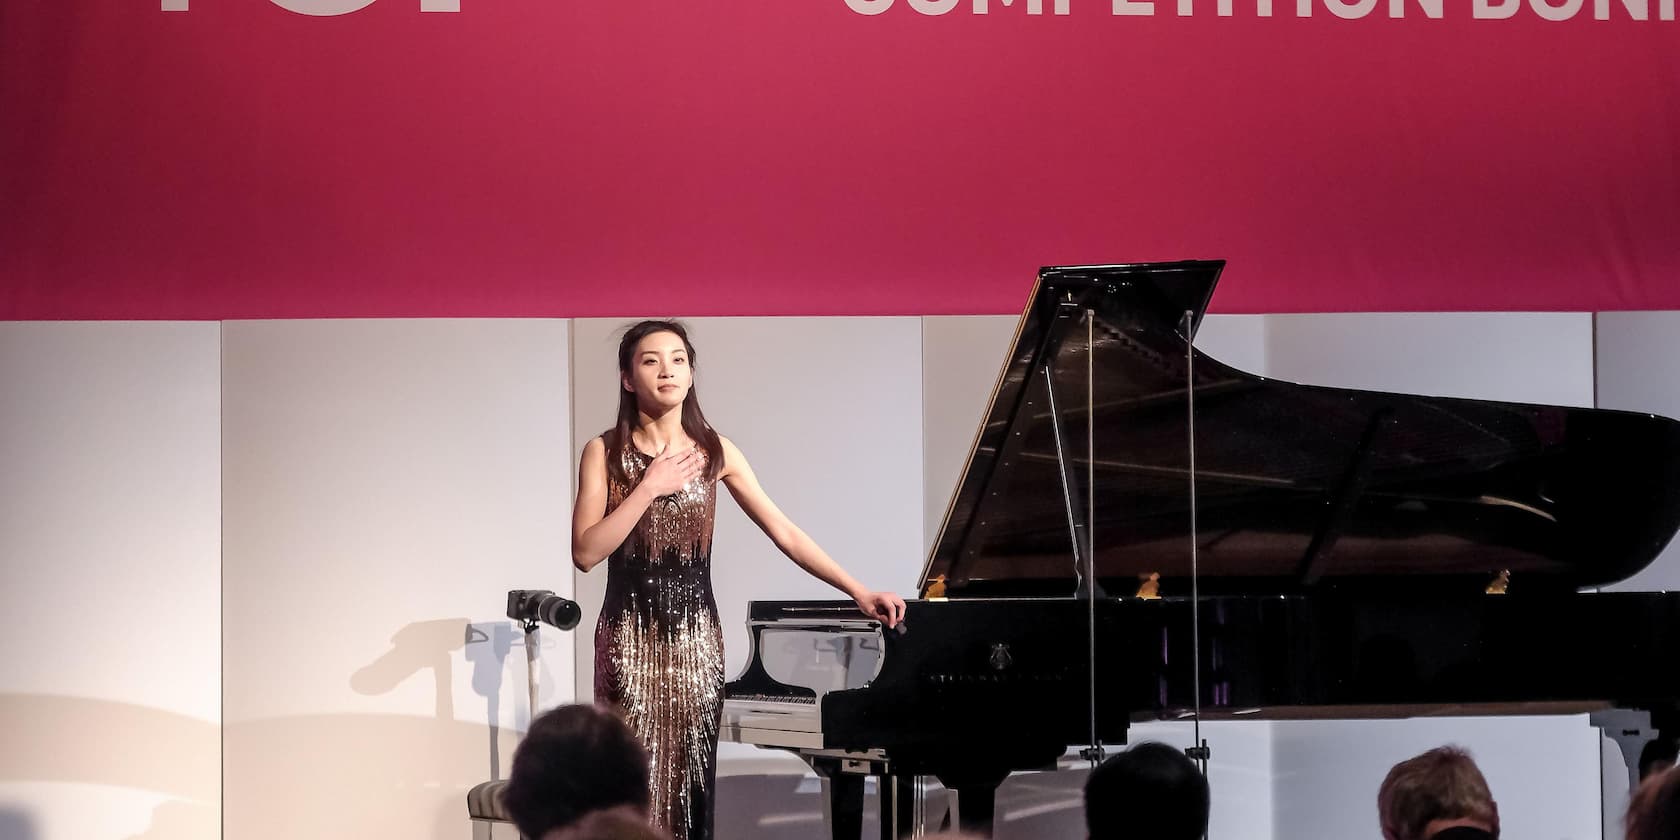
[1377,746,1499,840]
[501,704,651,840]
[1639,738,1678,782]
[1627,767,1680,840]
[548,806,672,840]
[1084,741,1210,840]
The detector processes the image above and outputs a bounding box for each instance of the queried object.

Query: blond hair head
[1377,746,1498,840]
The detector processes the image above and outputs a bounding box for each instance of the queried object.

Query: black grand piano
[721,261,1680,838]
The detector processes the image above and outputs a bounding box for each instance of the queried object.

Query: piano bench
[466,780,522,840]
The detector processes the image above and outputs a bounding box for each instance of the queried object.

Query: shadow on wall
[351,618,532,780]
[351,618,476,719]
[121,800,218,840]
[0,695,216,840]
[0,694,533,840]
[225,710,527,840]
[0,615,542,840]
[0,695,217,797]
[0,690,1086,840]
[0,808,39,840]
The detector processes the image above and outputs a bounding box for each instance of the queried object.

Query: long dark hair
[606,319,725,488]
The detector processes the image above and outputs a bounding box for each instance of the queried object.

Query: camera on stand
[505,589,582,719]
[506,589,582,632]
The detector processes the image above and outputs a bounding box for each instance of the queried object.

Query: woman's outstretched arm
[717,436,906,627]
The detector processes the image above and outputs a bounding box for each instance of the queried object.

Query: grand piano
[721,261,1680,838]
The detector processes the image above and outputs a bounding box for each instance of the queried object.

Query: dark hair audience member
[1627,766,1680,840]
[1639,738,1678,782]
[1377,746,1499,840]
[501,704,653,840]
[1084,741,1210,840]
[551,806,674,840]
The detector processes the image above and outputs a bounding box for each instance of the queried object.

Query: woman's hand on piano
[855,591,907,629]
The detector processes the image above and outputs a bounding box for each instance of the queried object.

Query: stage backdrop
[2,0,1678,319]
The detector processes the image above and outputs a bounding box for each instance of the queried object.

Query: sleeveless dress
[593,441,724,840]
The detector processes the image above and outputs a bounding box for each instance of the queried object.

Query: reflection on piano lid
[924,261,1680,598]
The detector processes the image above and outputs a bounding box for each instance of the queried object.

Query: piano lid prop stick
[1043,352,1104,766]
[1183,309,1210,774]
[1085,309,1103,766]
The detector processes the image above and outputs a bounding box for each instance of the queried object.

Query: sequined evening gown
[594,441,724,840]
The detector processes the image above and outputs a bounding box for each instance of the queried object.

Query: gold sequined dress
[594,442,724,840]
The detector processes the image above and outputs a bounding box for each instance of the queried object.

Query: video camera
[506,589,581,631]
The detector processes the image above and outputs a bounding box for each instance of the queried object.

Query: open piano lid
[921,261,1680,598]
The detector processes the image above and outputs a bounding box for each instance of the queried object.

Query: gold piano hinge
[1486,570,1511,595]
[924,574,948,601]
[1136,572,1161,600]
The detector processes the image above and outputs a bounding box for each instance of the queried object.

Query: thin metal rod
[890,775,899,839]
[1183,311,1204,770]
[1042,359,1103,766]
[1086,310,1100,764]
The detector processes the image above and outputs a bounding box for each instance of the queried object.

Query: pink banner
[1,0,1677,318]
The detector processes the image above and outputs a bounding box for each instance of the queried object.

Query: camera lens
[535,593,581,630]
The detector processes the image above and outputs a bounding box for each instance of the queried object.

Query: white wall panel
[1274,716,1602,840]
[1195,314,1271,374]
[1595,311,1680,593]
[0,322,221,840]
[222,319,572,840]
[1262,312,1602,840]
[921,316,1017,555]
[1265,312,1594,406]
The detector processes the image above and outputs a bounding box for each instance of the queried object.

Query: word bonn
[162,0,458,13]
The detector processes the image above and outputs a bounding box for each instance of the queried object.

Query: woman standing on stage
[570,320,906,840]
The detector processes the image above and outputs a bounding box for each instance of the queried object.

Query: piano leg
[877,774,914,840]
[934,768,1010,837]
[808,757,865,840]
[949,784,998,836]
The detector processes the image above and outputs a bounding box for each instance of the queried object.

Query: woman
[571,319,906,840]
